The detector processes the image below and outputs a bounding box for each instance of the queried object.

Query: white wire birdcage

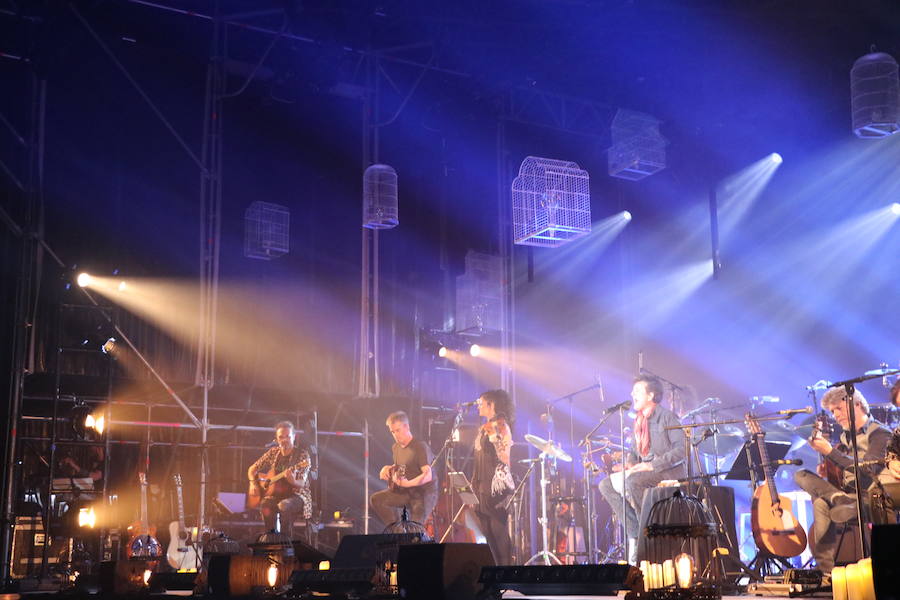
[363,164,399,229]
[244,201,290,260]
[851,52,900,138]
[456,251,502,332]
[511,156,591,248]
[608,109,667,181]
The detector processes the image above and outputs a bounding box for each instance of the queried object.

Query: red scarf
[634,405,656,457]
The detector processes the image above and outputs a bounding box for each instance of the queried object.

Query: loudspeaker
[479,564,642,596]
[291,540,332,567]
[872,524,900,600]
[398,543,494,600]
[332,533,427,568]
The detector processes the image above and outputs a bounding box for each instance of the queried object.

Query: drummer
[597,375,686,563]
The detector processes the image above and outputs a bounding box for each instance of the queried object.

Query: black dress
[471,422,514,564]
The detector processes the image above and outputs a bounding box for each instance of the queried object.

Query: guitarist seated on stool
[370,411,438,529]
[793,387,891,573]
[247,421,312,538]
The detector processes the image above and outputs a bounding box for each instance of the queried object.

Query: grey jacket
[627,404,686,474]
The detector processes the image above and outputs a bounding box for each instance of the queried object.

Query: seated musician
[247,421,312,538]
[597,375,686,563]
[370,411,438,529]
[882,380,900,483]
[794,387,891,573]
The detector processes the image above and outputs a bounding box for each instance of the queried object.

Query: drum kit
[513,363,900,568]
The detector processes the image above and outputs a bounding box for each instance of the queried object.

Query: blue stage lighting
[891,202,900,215]
[770,153,783,165]
[622,211,632,221]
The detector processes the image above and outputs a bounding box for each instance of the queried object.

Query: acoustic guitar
[127,472,162,558]
[810,412,843,488]
[746,414,807,558]
[246,456,308,510]
[167,474,201,570]
[387,464,407,492]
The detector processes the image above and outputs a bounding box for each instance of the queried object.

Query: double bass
[745,414,807,558]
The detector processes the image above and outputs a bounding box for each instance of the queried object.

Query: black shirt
[392,438,438,495]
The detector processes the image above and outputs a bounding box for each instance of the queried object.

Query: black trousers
[475,490,511,565]
[369,487,437,530]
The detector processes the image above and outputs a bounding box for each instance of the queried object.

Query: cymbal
[524,433,572,462]
[694,424,745,456]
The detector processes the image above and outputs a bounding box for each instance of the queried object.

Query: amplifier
[9,517,68,579]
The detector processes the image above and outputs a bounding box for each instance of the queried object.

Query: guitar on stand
[167,474,201,570]
[745,414,807,574]
[127,472,162,558]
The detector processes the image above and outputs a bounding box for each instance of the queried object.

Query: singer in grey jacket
[598,375,686,547]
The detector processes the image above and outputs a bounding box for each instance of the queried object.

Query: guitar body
[246,466,298,510]
[750,484,808,558]
[166,521,200,569]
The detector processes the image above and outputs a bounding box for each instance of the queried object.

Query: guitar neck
[140,479,149,532]
[754,432,779,499]
[175,481,186,530]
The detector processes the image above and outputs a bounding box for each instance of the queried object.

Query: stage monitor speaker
[332,532,427,569]
[292,540,332,568]
[398,542,494,600]
[479,564,642,597]
[872,524,900,600]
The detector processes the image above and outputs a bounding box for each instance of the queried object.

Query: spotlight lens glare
[622,210,632,221]
[117,281,127,292]
[891,202,900,215]
[76,273,92,287]
[469,344,481,357]
[770,152,783,165]
[438,346,448,358]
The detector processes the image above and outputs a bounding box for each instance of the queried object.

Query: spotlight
[770,152,783,165]
[469,344,481,358]
[78,507,97,529]
[76,273,93,288]
[101,337,116,354]
[622,210,632,221]
[117,281,127,292]
[891,202,900,215]
[437,346,448,358]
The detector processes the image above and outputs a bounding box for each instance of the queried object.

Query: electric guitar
[746,414,807,558]
[167,474,201,569]
[246,457,308,510]
[127,472,162,558]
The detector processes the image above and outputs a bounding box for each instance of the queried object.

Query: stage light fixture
[101,337,116,354]
[469,344,481,357]
[117,281,127,292]
[77,507,96,529]
[891,202,900,215]
[76,273,93,287]
[622,210,633,221]
[770,152,783,164]
[437,346,448,358]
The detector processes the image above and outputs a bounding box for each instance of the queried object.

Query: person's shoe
[829,495,857,523]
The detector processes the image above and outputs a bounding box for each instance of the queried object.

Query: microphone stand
[430,406,467,542]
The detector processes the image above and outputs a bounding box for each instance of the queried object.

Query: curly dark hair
[891,379,900,408]
[479,389,515,425]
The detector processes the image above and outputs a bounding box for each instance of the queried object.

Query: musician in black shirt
[370,411,438,529]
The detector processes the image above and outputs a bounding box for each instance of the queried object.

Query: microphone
[768,458,803,466]
[458,401,479,408]
[265,440,278,448]
[776,407,814,416]
[604,400,632,415]
[805,380,833,391]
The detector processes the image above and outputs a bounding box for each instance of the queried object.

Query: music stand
[438,472,479,543]
[725,440,791,482]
